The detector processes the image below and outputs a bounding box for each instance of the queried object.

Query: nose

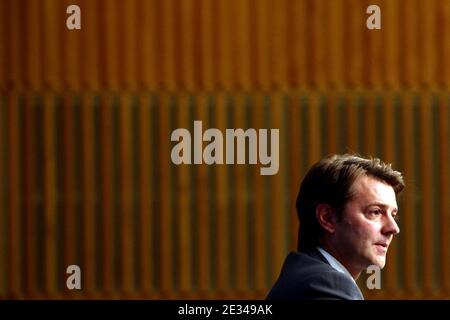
[382,214,400,236]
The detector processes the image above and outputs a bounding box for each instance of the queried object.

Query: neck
[320,242,362,280]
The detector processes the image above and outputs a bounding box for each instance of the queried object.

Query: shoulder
[266,252,363,300]
[301,269,363,300]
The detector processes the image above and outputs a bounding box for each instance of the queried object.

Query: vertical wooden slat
[440,1,450,88]
[328,0,344,88]
[255,0,269,89]
[385,0,399,88]
[138,94,153,295]
[209,0,221,89]
[139,0,157,89]
[122,0,137,90]
[400,93,417,296]
[62,94,77,298]
[42,0,61,90]
[273,0,288,89]
[25,0,42,90]
[326,93,338,153]
[269,93,285,281]
[7,94,22,297]
[311,0,326,89]
[401,0,419,88]
[81,94,96,296]
[176,94,192,294]
[161,0,176,91]
[251,93,266,295]
[158,93,173,296]
[365,2,383,88]
[342,0,350,88]
[363,93,376,155]
[43,93,57,296]
[345,92,359,152]
[192,0,202,90]
[232,0,251,89]
[200,0,214,90]
[152,0,164,89]
[400,93,417,297]
[419,0,437,87]
[288,93,301,249]
[9,0,24,90]
[195,94,210,296]
[307,93,322,165]
[180,0,194,90]
[119,94,134,295]
[102,0,119,90]
[81,0,100,90]
[370,2,384,89]
[290,0,307,88]
[0,97,4,296]
[419,94,434,295]
[23,94,37,297]
[347,0,364,87]
[62,0,81,90]
[100,94,115,295]
[215,93,230,295]
[438,94,450,295]
[382,93,398,296]
[232,93,249,294]
[0,0,6,91]
[187,1,198,89]
[217,0,233,90]
[305,1,316,87]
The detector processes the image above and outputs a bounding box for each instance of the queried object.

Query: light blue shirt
[316,247,356,283]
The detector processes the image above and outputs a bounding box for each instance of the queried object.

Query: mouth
[374,243,388,252]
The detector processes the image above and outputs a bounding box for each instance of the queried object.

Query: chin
[366,253,386,269]
[373,257,386,268]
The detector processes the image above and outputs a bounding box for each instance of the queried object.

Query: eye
[369,208,382,216]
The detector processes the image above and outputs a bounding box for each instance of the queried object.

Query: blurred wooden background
[0,0,449,299]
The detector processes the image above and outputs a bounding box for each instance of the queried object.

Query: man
[267,154,404,300]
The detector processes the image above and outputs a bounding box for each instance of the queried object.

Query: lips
[374,243,389,253]
[375,242,388,248]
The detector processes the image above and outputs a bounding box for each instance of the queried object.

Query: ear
[315,204,337,234]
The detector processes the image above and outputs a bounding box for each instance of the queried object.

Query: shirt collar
[316,246,356,282]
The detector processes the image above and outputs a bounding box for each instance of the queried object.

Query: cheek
[347,220,380,243]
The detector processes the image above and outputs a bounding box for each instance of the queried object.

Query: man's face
[332,175,400,273]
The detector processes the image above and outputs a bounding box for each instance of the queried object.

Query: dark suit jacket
[266,249,364,300]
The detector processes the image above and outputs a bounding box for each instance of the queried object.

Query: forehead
[350,175,398,208]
